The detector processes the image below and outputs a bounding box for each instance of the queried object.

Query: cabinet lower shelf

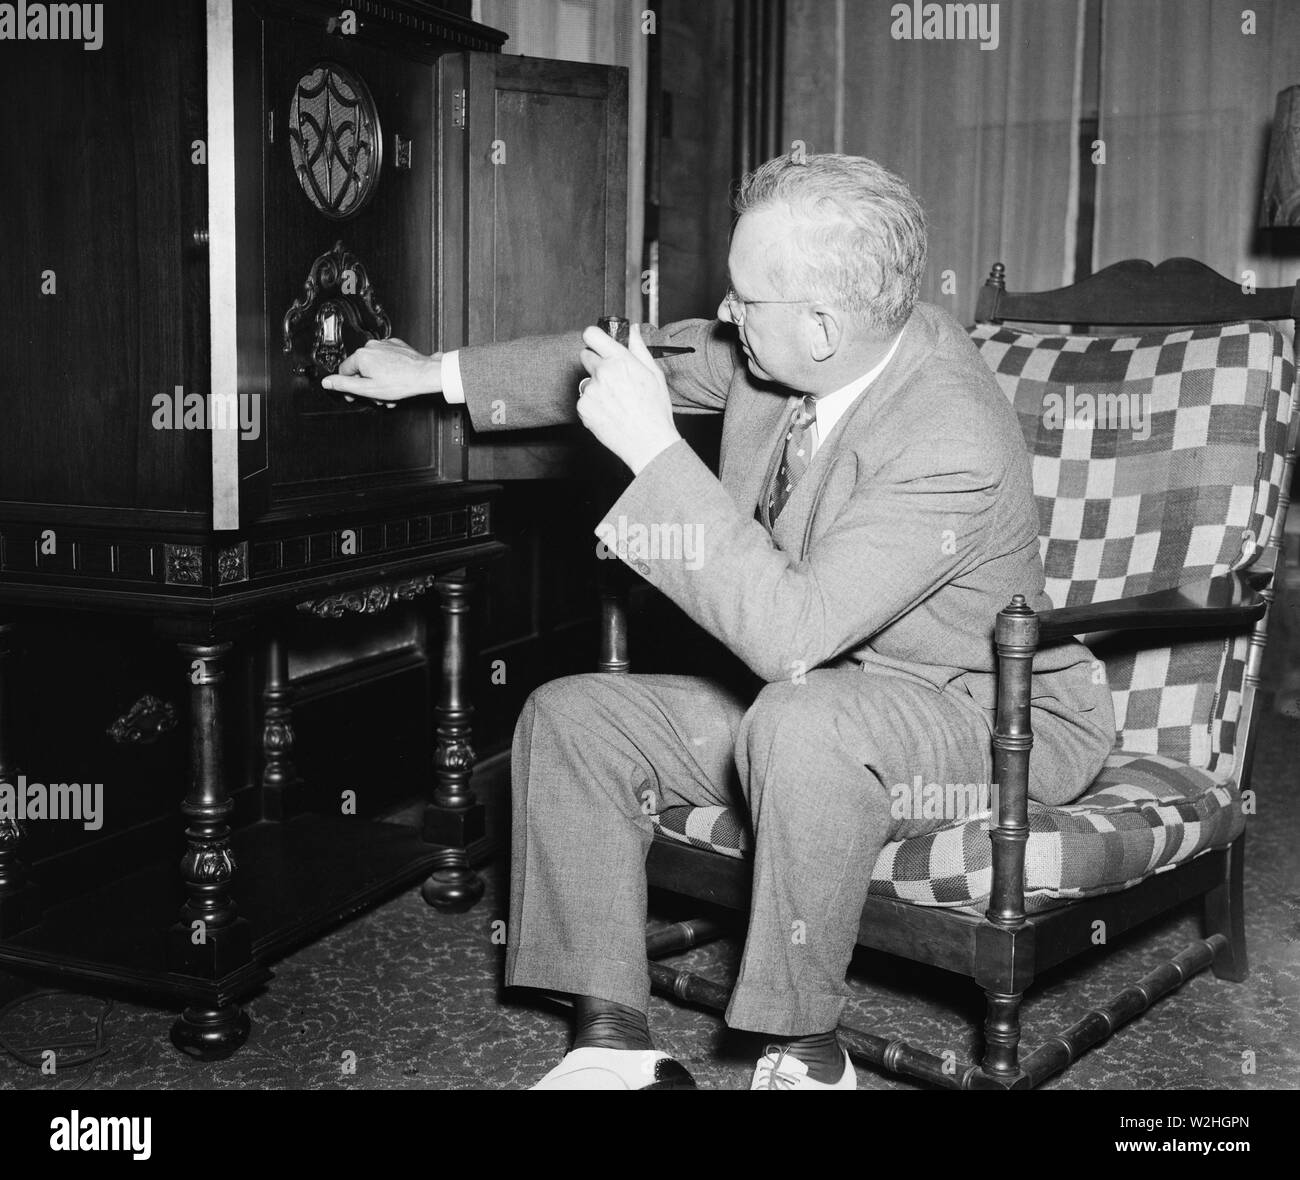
[0,813,464,1007]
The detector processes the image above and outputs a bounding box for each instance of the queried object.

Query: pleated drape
[1094,0,1300,286]
[784,0,1085,317]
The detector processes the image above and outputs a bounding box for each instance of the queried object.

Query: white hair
[733,153,927,334]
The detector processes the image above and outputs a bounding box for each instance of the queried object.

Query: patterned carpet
[1,708,1297,1091]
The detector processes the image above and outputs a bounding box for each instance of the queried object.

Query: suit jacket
[458,302,1117,803]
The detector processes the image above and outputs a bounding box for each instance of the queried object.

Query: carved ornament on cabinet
[107,694,179,746]
[295,573,441,618]
[164,544,204,586]
[283,241,393,381]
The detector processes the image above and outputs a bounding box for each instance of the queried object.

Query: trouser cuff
[506,945,651,1015]
[724,982,847,1035]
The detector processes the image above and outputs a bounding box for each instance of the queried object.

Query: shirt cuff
[441,351,465,404]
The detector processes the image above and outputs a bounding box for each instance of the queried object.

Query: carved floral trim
[295,573,442,618]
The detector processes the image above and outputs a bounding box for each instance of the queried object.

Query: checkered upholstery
[969,320,1294,776]
[651,751,1246,912]
[649,317,1293,909]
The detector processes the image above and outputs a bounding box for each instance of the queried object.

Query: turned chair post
[980,594,1038,1082]
[989,595,1036,927]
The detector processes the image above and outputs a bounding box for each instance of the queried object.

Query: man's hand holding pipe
[577,323,681,475]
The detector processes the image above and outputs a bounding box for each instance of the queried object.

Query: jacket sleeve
[596,428,1007,683]
[456,318,740,433]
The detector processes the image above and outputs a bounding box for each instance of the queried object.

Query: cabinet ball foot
[420,865,484,912]
[170,1003,251,1061]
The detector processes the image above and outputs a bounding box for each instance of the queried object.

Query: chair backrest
[969,259,1299,788]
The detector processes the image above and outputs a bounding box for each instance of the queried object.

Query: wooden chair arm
[1036,572,1267,643]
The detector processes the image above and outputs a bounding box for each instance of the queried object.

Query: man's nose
[717,296,736,325]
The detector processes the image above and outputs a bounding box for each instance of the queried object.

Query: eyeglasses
[723,286,810,326]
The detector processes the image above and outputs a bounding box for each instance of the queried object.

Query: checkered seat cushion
[651,750,1245,912]
[650,319,1293,910]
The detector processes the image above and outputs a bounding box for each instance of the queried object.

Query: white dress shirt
[801,331,903,456]
[442,350,468,403]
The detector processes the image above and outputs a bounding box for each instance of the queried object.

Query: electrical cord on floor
[0,989,114,1070]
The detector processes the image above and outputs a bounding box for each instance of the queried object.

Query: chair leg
[645,917,732,959]
[981,989,1027,1083]
[1203,835,1248,981]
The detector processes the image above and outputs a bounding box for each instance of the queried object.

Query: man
[325,153,1116,1090]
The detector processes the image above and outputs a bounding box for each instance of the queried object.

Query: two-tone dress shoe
[750,1046,856,1089]
[530,1048,698,1090]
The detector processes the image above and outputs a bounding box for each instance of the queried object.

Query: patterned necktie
[768,395,818,524]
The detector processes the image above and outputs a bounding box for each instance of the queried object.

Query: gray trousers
[503,667,1011,1035]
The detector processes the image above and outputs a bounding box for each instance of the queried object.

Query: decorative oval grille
[288,63,381,219]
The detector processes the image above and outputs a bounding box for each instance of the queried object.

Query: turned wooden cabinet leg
[168,640,253,1060]
[0,621,40,935]
[260,632,302,821]
[420,574,486,912]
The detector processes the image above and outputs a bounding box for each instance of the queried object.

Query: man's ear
[808,307,842,362]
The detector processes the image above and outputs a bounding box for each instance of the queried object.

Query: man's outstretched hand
[321,338,442,406]
[578,324,681,475]
[319,328,680,478]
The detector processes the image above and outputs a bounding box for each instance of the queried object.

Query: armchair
[620,258,1299,1088]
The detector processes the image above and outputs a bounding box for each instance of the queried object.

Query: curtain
[474,0,648,316]
[1095,0,1300,287]
[784,0,1085,318]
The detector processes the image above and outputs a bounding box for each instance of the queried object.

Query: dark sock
[572,995,654,1052]
[764,1029,844,1084]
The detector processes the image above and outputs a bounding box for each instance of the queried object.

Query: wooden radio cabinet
[0,0,627,1056]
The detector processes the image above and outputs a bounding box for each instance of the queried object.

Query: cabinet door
[0,0,211,528]
[438,53,629,481]
[255,10,442,512]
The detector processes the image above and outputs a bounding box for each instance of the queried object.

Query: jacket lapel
[719,381,798,518]
[776,308,936,555]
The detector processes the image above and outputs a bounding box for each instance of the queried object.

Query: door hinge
[267,109,275,144]
[451,88,466,129]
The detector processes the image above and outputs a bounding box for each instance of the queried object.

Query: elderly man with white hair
[326,153,1115,1090]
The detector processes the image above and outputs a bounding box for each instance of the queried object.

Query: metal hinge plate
[451,88,466,129]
